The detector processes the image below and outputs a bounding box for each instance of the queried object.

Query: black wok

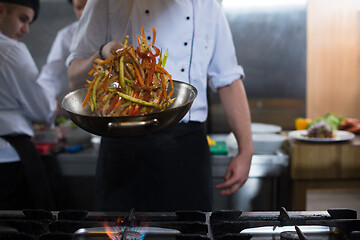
[60,80,197,137]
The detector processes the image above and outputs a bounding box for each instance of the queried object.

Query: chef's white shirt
[38,21,79,103]
[0,32,61,162]
[67,0,244,123]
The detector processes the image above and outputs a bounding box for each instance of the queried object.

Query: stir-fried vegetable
[82,27,175,117]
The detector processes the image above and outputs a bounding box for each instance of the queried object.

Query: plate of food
[289,121,355,142]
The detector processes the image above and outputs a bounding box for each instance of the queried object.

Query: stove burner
[280,231,300,240]
[280,227,307,240]
[0,208,359,240]
[295,226,307,240]
[113,228,142,240]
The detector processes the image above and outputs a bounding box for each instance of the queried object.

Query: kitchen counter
[54,134,290,211]
[56,147,98,176]
[289,134,360,210]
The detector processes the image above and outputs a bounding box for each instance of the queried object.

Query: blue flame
[110,226,146,240]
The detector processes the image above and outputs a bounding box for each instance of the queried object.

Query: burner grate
[0,208,359,240]
[210,208,360,240]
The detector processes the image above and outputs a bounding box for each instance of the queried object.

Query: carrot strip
[160,74,167,98]
[168,78,174,98]
[82,78,96,107]
[133,62,146,89]
[97,56,116,65]
[88,65,97,75]
[152,27,156,46]
[141,26,145,39]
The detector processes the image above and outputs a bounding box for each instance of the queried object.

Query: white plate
[288,130,355,142]
[251,123,282,133]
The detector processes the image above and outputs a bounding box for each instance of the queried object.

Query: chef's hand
[215,152,252,196]
[215,79,253,196]
[69,40,124,90]
[100,40,124,59]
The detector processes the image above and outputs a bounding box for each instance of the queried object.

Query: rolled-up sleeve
[207,7,244,92]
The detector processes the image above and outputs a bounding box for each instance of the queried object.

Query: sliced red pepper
[132,104,142,115]
[145,52,156,88]
[105,95,120,115]
[128,104,136,116]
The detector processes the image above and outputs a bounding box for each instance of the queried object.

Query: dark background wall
[22,0,76,68]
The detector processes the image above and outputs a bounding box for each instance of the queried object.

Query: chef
[0,0,62,209]
[67,0,254,212]
[37,0,87,119]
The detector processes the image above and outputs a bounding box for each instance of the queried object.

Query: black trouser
[94,122,213,212]
[0,161,34,210]
[1,135,55,210]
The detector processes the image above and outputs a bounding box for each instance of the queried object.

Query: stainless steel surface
[61,80,197,137]
[212,151,288,178]
[211,134,290,211]
[75,226,180,235]
[55,133,290,211]
[56,148,97,177]
[208,0,307,132]
[212,152,290,211]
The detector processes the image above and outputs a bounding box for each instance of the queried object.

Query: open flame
[103,217,147,240]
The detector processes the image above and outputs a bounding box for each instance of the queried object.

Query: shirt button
[184,42,188,46]
[145,9,150,14]
[181,68,185,72]
[186,16,190,20]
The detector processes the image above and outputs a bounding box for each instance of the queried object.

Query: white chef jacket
[0,32,61,162]
[67,0,244,122]
[38,21,79,103]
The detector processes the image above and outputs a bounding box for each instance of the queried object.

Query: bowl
[252,133,286,154]
[251,123,282,134]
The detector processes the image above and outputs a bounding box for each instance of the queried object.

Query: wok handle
[107,119,159,129]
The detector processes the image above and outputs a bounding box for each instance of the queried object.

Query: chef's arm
[68,40,123,90]
[215,78,254,195]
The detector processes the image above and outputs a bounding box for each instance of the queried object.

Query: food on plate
[295,118,311,130]
[307,113,343,131]
[82,27,175,117]
[306,121,333,138]
[339,118,360,133]
[295,113,360,135]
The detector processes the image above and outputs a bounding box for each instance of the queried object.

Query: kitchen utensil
[61,80,197,137]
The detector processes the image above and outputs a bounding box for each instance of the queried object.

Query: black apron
[94,122,213,212]
[2,134,55,210]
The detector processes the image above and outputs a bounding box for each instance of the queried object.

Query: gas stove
[0,208,359,240]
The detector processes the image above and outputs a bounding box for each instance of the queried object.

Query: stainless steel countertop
[56,134,289,178]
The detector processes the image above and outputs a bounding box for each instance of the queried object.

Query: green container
[210,141,228,155]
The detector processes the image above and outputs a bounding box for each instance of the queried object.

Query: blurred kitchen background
[23,0,360,130]
[208,0,306,133]
[22,0,360,213]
